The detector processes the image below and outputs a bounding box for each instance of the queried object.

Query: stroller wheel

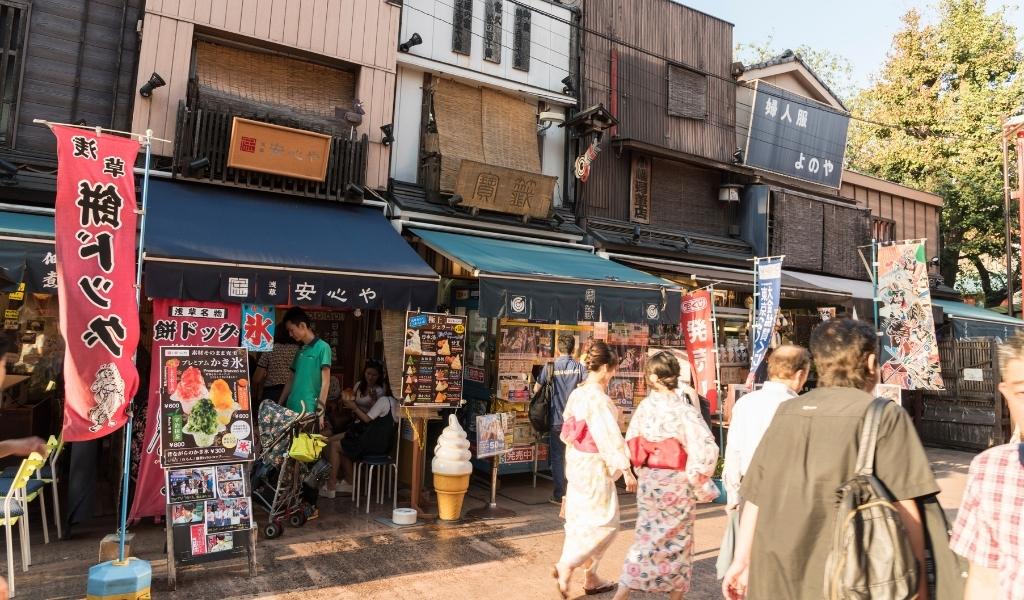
[289,512,307,528]
[264,521,283,539]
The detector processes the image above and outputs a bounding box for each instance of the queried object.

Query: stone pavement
[6,448,973,600]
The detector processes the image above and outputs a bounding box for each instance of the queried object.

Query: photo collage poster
[166,462,251,559]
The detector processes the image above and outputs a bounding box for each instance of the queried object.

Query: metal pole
[872,240,880,338]
[1004,131,1015,317]
[709,285,724,453]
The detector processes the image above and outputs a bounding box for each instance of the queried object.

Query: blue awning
[144,180,438,309]
[0,210,56,293]
[410,228,681,324]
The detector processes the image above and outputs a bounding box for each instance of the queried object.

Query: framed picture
[166,467,216,504]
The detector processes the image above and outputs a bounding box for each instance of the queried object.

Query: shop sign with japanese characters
[681,289,719,413]
[401,311,467,407]
[240,304,274,352]
[454,160,556,220]
[743,81,849,189]
[160,346,254,468]
[748,258,784,385]
[629,155,651,224]
[227,117,331,182]
[52,125,140,442]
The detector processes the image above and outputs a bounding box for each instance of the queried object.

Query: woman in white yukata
[613,351,719,600]
[553,341,637,598]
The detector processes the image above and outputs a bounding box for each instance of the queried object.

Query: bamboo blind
[195,41,357,119]
[432,77,541,191]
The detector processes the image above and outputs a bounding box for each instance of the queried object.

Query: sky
[677,0,1024,92]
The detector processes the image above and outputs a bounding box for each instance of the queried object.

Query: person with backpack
[534,334,587,505]
[722,319,937,600]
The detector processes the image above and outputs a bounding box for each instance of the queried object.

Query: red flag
[53,125,140,441]
[129,299,241,521]
[1017,131,1024,312]
[681,290,719,413]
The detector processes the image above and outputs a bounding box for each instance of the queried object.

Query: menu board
[401,312,467,407]
[160,347,255,467]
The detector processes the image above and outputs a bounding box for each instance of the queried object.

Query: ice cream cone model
[432,414,472,521]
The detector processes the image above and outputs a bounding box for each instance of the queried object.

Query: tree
[736,37,858,101]
[845,0,1024,305]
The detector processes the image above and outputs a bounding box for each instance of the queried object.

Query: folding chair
[0,436,61,544]
[1,452,45,598]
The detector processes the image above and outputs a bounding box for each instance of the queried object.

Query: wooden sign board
[630,155,651,224]
[454,160,556,220]
[227,117,331,182]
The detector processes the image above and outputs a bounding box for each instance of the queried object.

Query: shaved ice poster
[159,346,254,468]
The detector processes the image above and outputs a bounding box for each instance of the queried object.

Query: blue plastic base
[86,558,152,600]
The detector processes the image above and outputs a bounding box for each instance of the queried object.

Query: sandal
[583,581,616,595]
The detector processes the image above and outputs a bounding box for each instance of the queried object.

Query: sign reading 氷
[743,81,850,189]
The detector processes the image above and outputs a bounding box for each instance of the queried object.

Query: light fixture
[551,212,566,228]
[631,225,641,244]
[718,183,742,202]
[561,75,575,95]
[186,156,210,175]
[732,148,744,164]
[447,194,463,209]
[380,124,394,146]
[0,159,17,177]
[73,119,88,126]
[399,33,423,53]
[343,183,365,204]
[138,72,166,98]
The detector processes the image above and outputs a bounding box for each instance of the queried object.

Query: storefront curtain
[432,78,541,190]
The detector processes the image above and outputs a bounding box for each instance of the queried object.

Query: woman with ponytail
[553,341,636,598]
[613,351,720,600]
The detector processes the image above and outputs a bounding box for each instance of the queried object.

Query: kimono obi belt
[562,417,599,453]
[627,437,688,471]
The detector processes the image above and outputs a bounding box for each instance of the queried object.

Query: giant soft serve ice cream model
[432,414,473,521]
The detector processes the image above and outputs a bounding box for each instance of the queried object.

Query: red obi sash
[627,437,688,471]
[561,417,599,453]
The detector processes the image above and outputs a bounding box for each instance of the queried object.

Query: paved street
[11,448,973,600]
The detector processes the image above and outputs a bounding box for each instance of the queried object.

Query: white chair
[2,452,45,597]
[0,435,61,544]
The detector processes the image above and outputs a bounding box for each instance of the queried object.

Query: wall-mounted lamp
[186,156,210,175]
[380,124,394,146]
[631,225,642,244]
[399,33,423,53]
[343,183,365,204]
[732,148,745,164]
[447,194,463,209]
[561,76,575,96]
[718,183,742,202]
[139,72,166,98]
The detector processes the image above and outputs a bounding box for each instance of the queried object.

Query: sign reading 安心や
[743,81,850,189]
[454,160,557,220]
[226,117,332,182]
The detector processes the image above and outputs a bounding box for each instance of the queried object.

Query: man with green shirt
[279,307,332,426]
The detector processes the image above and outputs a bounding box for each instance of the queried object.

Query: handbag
[529,365,554,433]
[919,494,968,599]
[288,432,327,463]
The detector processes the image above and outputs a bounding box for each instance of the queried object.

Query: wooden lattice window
[667,64,707,120]
[483,0,503,63]
[452,0,473,55]
[0,1,29,147]
[873,216,896,242]
[513,6,531,71]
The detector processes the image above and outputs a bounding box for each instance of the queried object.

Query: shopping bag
[716,508,740,580]
[288,432,327,463]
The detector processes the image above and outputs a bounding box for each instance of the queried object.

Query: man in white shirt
[722,344,810,509]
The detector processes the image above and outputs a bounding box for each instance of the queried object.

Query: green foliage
[736,36,858,101]
[845,0,1024,301]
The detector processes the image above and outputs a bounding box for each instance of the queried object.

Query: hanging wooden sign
[630,155,652,224]
[454,160,555,220]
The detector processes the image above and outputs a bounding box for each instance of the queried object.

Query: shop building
[388,0,683,476]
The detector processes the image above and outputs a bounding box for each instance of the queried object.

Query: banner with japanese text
[240,304,274,352]
[53,125,140,441]
[130,299,240,521]
[747,258,783,386]
[877,242,943,390]
[681,289,719,413]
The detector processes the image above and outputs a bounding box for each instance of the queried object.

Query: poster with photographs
[167,467,216,503]
[216,477,247,499]
[476,413,515,458]
[207,533,234,553]
[608,323,649,407]
[401,312,467,407]
[171,502,205,525]
[160,346,255,468]
[205,498,252,533]
[498,324,554,360]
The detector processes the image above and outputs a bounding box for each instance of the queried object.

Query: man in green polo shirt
[279,307,332,424]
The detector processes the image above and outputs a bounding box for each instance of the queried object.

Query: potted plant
[711,456,727,504]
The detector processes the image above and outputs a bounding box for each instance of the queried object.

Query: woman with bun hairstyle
[553,341,637,598]
[613,351,719,600]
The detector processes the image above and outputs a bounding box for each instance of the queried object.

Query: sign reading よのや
[743,81,850,189]
[402,312,467,407]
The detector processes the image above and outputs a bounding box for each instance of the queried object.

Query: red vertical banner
[53,125,141,442]
[129,299,241,520]
[681,290,719,413]
[1017,131,1024,311]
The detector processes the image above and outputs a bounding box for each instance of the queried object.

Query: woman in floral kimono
[613,351,720,600]
[553,341,637,598]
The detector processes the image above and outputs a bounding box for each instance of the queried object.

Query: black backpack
[823,397,919,600]
[529,366,554,434]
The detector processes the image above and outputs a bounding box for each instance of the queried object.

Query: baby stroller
[251,402,325,539]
